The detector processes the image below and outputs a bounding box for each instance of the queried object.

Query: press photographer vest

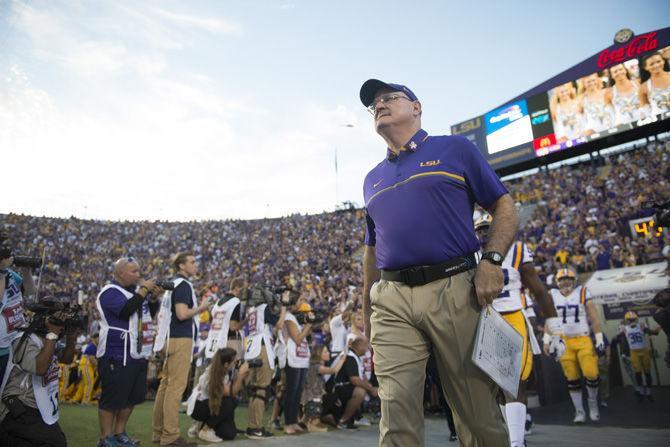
[4,333,60,425]
[1,270,27,348]
[334,350,364,389]
[346,333,372,380]
[284,312,309,369]
[96,284,154,365]
[154,278,199,353]
[204,296,240,359]
[274,330,287,369]
[244,303,275,369]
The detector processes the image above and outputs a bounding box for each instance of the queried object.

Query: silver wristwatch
[46,332,59,341]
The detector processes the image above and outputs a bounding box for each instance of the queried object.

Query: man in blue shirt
[152,253,208,447]
[359,79,519,447]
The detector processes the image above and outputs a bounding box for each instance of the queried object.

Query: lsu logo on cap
[420,159,441,167]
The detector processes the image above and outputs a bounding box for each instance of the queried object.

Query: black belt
[380,253,478,287]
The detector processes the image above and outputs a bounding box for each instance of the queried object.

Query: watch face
[614,28,633,44]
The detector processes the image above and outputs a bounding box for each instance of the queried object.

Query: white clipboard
[472,306,524,398]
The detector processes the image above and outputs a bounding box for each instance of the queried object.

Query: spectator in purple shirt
[595,245,612,271]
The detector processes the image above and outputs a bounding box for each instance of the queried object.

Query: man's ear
[413,100,422,117]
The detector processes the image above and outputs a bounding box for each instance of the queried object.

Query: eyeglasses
[367,93,412,115]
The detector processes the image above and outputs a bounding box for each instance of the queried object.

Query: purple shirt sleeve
[458,136,508,209]
[84,343,97,356]
[100,288,126,319]
[364,210,376,246]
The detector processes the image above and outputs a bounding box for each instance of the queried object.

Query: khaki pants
[247,347,273,429]
[227,336,244,360]
[370,270,508,447]
[152,337,193,445]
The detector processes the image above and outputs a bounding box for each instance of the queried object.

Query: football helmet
[624,311,638,322]
[473,213,493,231]
[555,267,577,282]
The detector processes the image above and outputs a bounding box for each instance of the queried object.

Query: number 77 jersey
[550,286,591,337]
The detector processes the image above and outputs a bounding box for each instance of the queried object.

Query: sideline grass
[60,401,263,446]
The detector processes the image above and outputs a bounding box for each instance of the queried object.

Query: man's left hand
[473,260,503,307]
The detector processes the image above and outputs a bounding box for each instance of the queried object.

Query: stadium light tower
[335,124,355,209]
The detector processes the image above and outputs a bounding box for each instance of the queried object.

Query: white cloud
[0,2,381,221]
[156,8,243,36]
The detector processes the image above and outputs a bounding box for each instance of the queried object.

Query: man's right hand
[139,278,157,292]
[45,312,65,337]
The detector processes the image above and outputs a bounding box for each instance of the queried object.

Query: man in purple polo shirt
[96,258,162,447]
[359,79,519,447]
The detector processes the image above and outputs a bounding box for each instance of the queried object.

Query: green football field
[60,401,261,446]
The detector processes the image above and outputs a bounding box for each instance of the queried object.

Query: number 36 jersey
[550,286,591,337]
[623,323,648,350]
[492,241,533,313]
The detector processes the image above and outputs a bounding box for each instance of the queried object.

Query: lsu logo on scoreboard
[420,159,442,167]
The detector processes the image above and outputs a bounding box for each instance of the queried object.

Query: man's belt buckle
[401,266,426,286]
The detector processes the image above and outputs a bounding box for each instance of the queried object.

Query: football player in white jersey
[549,268,604,423]
[619,311,660,401]
[475,215,561,447]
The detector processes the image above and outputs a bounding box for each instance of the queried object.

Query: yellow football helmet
[474,213,493,231]
[624,311,638,322]
[555,267,577,282]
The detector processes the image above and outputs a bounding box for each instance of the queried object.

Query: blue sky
[1,0,668,220]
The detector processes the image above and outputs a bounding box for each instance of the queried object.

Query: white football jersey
[550,286,591,337]
[623,323,648,350]
[492,241,533,313]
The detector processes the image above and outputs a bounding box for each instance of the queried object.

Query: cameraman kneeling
[0,305,76,447]
[187,348,249,442]
[331,337,378,429]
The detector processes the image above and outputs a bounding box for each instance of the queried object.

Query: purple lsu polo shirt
[363,129,508,270]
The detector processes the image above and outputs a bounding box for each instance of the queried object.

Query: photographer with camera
[0,300,77,447]
[242,285,287,439]
[153,253,209,447]
[0,235,37,395]
[330,336,378,430]
[202,277,245,365]
[281,291,313,435]
[186,347,250,442]
[96,257,163,447]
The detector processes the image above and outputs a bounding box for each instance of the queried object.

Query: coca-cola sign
[597,32,658,69]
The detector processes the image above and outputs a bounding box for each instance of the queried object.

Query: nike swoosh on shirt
[373,179,383,188]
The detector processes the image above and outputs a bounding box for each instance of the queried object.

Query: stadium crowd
[0,140,668,446]
[506,139,669,277]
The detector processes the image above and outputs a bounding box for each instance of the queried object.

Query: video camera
[235,358,263,369]
[295,308,327,325]
[154,279,175,291]
[643,200,670,228]
[25,298,85,337]
[0,231,42,269]
[246,284,278,308]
